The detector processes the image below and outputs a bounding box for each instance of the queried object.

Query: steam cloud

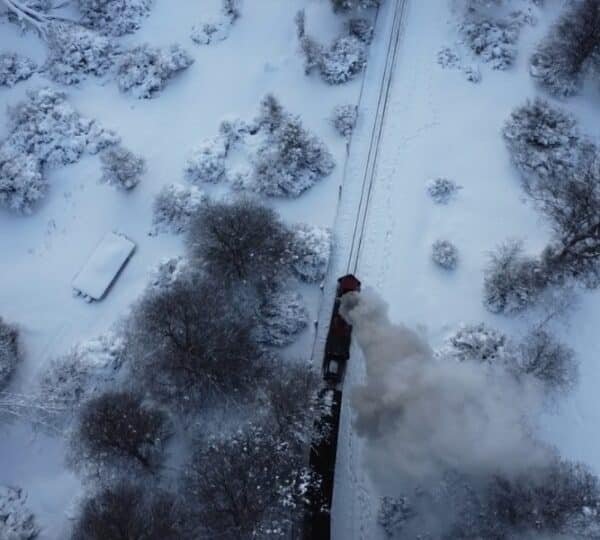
[340,288,548,492]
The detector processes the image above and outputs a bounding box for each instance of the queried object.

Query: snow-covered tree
[256,291,308,347]
[0,318,19,391]
[349,17,374,44]
[503,99,582,193]
[71,482,182,540]
[432,239,458,270]
[99,145,145,190]
[190,0,239,45]
[290,223,332,283]
[0,52,36,87]
[442,323,509,365]
[460,19,520,70]
[184,135,228,184]
[116,43,193,99]
[483,240,547,314]
[377,496,414,539]
[0,486,39,540]
[146,256,188,292]
[332,104,358,140]
[46,22,117,85]
[320,35,367,84]
[530,0,600,97]
[0,87,118,213]
[76,0,152,37]
[151,183,205,234]
[330,0,381,12]
[426,177,461,204]
[71,390,170,474]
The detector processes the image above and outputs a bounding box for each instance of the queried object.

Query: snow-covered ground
[0,1,369,537]
[331,0,600,538]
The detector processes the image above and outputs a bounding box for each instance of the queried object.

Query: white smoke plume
[340,288,549,492]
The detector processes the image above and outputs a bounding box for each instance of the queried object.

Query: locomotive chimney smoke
[340,288,548,492]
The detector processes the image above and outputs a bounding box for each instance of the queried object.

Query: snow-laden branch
[2,0,73,37]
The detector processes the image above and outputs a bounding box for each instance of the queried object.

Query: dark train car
[323,274,361,384]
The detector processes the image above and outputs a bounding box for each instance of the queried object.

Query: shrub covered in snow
[146,256,188,291]
[39,334,124,410]
[0,318,19,391]
[253,96,335,197]
[77,0,152,36]
[483,240,547,314]
[191,0,240,45]
[320,35,367,84]
[71,390,170,474]
[116,43,193,99]
[256,291,308,347]
[46,22,117,85]
[152,183,205,234]
[99,145,144,190]
[443,323,509,365]
[71,482,182,540]
[503,99,582,192]
[0,88,118,213]
[426,177,461,204]
[460,19,520,70]
[432,239,458,270]
[0,53,36,87]
[290,223,332,283]
[330,0,381,12]
[349,17,374,44]
[0,486,39,540]
[332,104,358,140]
[377,496,414,539]
[530,0,600,97]
[184,135,228,184]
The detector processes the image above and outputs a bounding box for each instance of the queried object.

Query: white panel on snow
[72,232,136,301]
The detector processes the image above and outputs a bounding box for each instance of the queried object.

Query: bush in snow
[483,240,547,314]
[442,322,509,365]
[330,0,381,12]
[431,239,458,270]
[0,88,118,213]
[530,0,600,97]
[332,104,358,140]
[349,18,374,44]
[76,0,152,37]
[71,390,170,474]
[39,334,124,411]
[253,95,335,197]
[320,35,367,85]
[426,177,461,204]
[184,135,228,184]
[116,43,193,99]
[71,482,182,540]
[151,183,205,234]
[460,19,520,70]
[99,145,144,190]
[45,22,117,85]
[191,0,239,45]
[290,223,332,283]
[377,496,414,539]
[503,99,582,193]
[256,291,308,347]
[515,328,577,395]
[146,256,188,292]
[0,486,39,540]
[0,53,36,87]
[0,319,20,391]
[187,197,292,290]
[183,421,309,539]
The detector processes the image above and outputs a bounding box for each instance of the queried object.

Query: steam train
[322,274,361,385]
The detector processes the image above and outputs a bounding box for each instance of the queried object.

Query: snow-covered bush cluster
[146,256,187,291]
[441,322,509,365]
[99,145,145,190]
[349,18,374,44]
[77,0,152,37]
[460,19,520,70]
[190,0,240,45]
[151,183,205,234]
[0,486,39,540]
[188,95,334,197]
[45,22,117,85]
[256,291,308,347]
[436,46,482,83]
[332,104,358,140]
[426,177,461,204]
[290,223,332,283]
[0,318,19,391]
[377,496,413,539]
[431,239,458,270]
[116,44,193,99]
[530,0,600,97]
[0,88,118,213]
[0,53,36,87]
[330,0,381,12]
[39,333,124,410]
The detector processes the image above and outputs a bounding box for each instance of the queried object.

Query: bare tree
[71,482,183,540]
[186,197,292,292]
[71,391,169,473]
[0,317,20,390]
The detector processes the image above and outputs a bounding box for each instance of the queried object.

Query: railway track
[346,0,408,275]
